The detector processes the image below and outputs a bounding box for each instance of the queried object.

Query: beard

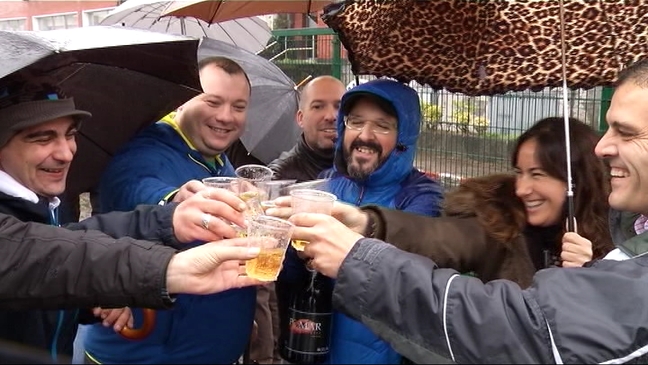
[345,138,384,180]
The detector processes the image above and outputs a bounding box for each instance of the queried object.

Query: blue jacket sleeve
[99,144,180,212]
[396,171,445,217]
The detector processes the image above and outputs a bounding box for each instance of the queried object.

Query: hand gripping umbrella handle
[119,309,156,340]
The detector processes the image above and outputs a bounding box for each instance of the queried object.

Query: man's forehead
[304,80,344,101]
[200,68,249,90]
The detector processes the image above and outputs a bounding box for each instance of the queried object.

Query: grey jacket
[333,238,648,364]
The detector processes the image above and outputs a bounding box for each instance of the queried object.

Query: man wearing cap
[276,79,444,364]
[0,80,137,363]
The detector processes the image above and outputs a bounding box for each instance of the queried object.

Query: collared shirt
[0,169,60,225]
[634,214,648,235]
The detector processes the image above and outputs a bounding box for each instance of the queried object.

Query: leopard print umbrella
[323,0,648,96]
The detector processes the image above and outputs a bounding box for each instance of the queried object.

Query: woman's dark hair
[511,117,614,259]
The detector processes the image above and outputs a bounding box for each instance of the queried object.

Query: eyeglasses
[343,116,397,135]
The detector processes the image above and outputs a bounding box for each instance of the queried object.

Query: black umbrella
[0,25,201,197]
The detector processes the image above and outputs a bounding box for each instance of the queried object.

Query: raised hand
[172,188,248,243]
[166,238,264,295]
[289,213,364,278]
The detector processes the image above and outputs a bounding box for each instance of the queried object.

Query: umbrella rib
[132,5,159,26]
[78,129,115,157]
[218,23,238,46]
[238,18,266,46]
[209,1,225,24]
[198,18,211,37]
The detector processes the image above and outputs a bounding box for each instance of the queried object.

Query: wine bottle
[280,268,333,364]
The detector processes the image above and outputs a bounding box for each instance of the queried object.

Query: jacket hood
[444,174,527,245]
[332,79,421,188]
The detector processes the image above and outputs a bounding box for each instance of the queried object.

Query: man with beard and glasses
[277,79,443,364]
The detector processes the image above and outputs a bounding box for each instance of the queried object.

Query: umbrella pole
[559,0,576,232]
[295,75,313,89]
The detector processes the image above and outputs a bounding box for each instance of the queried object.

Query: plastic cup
[246,216,295,281]
[289,189,337,251]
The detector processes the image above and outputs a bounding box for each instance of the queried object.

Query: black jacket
[267,134,334,182]
[0,193,180,361]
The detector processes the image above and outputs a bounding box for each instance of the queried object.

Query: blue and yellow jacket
[85,117,255,364]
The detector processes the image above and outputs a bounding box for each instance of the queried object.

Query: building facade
[0,0,118,31]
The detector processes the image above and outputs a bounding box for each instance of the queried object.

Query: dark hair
[0,81,67,110]
[615,59,648,88]
[198,56,251,91]
[511,117,613,259]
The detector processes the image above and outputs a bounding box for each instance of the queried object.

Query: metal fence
[265,28,611,189]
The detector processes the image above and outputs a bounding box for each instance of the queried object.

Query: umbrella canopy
[322,0,648,96]
[198,37,300,164]
[0,26,201,197]
[100,0,272,54]
[163,0,332,23]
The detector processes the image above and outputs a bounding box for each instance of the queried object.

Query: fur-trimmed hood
[443,174,527,246]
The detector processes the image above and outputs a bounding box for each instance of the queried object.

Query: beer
[280,269,333,364]
[260,200,276,212]
[239,191,264,217]
[245,247,285,281]
[291,239,308,251]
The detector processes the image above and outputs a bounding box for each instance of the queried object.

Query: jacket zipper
[188,154,215,174]
[48,206,64,361]
[355,186,366,206]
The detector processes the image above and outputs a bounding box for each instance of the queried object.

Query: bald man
[250,76,345,364]
[268,75,346,182]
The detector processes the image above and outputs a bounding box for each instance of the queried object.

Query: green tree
[420,103,442,131]
[450,100,489,135]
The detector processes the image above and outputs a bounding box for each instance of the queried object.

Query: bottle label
[286,308,332,355]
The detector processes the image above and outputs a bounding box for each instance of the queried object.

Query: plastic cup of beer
[235,165,273,217]
[289,189,337,251]
[235,164,273,182]
[257,179,297,212]
[202,176,238,190]
[246,216,295,281]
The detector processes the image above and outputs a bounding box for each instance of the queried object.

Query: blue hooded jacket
[84,119,255,364]
[281,80,444,364]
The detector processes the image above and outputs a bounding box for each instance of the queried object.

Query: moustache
[349,139,382,156]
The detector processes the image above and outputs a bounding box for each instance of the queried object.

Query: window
[33,13,78,31]
[82,7,115,27]
[0,18,26,31]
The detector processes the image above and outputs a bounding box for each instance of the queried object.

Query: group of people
[1,48,648,365]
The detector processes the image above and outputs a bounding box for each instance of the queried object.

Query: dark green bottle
[280,269,333,364]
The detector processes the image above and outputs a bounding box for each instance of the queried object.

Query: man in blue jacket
[84,56,256,364]
[278,79,444,364]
